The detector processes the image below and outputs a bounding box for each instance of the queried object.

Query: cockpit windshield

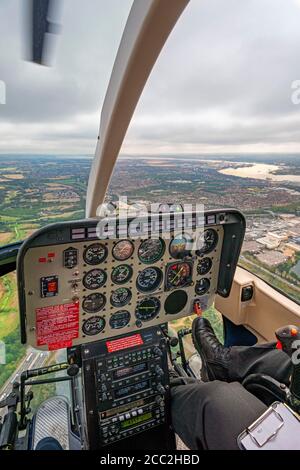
[0,0,300,442]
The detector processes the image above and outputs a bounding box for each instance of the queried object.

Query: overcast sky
[1,0,300,155]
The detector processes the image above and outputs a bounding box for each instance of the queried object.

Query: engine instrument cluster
[17,210,245,350]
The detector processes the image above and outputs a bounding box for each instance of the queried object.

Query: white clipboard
[238,402,300,450]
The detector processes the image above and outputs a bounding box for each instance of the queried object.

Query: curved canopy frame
[86,0,190,217]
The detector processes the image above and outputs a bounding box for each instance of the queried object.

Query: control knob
[155,365,164,377]
[156,383,166,395]
[153,347,163,357]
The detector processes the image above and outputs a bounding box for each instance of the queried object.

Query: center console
[68,324,175,450]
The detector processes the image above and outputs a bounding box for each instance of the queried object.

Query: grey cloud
[1,0,300,153]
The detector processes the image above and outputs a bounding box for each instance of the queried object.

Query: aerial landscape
[0,153,299,405]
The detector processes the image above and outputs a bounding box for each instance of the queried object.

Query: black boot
[192,317,231,382]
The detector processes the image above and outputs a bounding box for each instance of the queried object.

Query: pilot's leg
[170,378,267,450]
[228,342,291,385]
[193,317,291,385]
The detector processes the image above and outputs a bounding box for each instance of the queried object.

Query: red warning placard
[36,302,79,350]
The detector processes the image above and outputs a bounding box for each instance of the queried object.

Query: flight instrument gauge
[135,297,160,322]
[136,267,163,293]
[109,310,131,329]
[111,264,133,284]
[138,238,165,264]
[197,257,212,276]
[197,229,218,255]
[83,243,107,265]
[82,293,106,313]
[195,278,210,295]
[110,288,132,307]
[169,234,193,259]
[112,240,134,261]
[166,261,193,290]
[83,269,107,289]
[82,316,105,336]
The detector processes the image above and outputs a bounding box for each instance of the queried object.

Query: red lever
[194,302,202,316]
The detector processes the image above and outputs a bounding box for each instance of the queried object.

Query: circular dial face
[164,290,188,315]
[112,240,134,261]
[135,297,160,322]
[82,316,105,336]
[166,262,193,289]
[138,238,165,264]
[197,229,218,255]
[109,310,131,329]
[136,267,163,293]
[83,269,107,289]
[83,243,107,265]
[82,293,106,313]
[197,257,212,276]
[195,278,210,295]
[169,234,193,259]
[111,264,133,284]
[110,287,132,308]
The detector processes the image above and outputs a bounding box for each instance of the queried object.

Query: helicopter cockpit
[1,0,300,453]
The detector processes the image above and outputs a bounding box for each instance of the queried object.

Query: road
[0,348,49,419]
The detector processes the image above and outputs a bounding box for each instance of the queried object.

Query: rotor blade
[86,0,190,218]
[25,0,62,65]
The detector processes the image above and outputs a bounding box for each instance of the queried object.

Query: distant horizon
[1,153,300,160]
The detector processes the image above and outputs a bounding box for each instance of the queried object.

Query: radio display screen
[113,362,148,380]
[115,380,150,399]
[121,412,153,429]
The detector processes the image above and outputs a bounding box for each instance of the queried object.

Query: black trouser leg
[228,342,292,385]
[171,379,267,450]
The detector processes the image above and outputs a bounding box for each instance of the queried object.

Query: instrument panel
[17,210,245,350]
